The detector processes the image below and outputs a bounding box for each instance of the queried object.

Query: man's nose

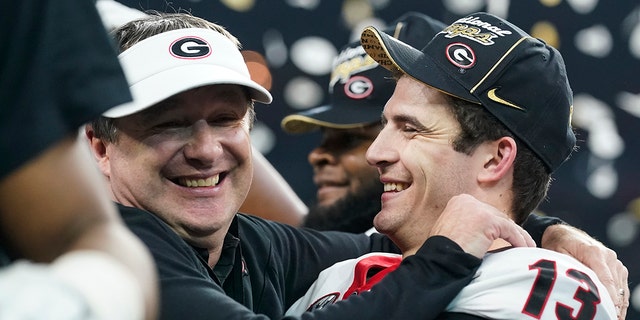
[183,120,221,165]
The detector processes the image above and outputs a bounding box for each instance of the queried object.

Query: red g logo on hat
[170,36,212,59]
[446,43,475,69]
[344,76,374,99]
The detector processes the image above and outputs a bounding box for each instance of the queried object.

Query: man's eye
[210,116,240,125]
[403,125,418,132]
[155,121,182,128]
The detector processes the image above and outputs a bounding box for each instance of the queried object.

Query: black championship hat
[360,12,576,173]
[281,12,446,134]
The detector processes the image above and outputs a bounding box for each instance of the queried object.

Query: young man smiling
[286,12,627,319]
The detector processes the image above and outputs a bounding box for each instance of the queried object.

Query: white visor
[103,28,272,118]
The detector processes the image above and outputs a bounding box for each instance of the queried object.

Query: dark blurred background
[106,0,639,317]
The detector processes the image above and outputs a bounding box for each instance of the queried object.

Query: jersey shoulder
[446,247,617,319]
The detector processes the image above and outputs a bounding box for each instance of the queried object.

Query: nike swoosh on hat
[487,88,525,111]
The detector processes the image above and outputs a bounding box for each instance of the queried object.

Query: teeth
[179,175,220,188]
[384,182,407,192]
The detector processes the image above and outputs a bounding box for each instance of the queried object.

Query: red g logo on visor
[344,76,374,99]
[170,36,211,59]
[446,43,476,69]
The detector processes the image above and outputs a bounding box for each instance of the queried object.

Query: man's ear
[477,136,517,183]
[84,124,110,178]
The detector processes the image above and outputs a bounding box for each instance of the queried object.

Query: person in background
[86,11,539,320]
[287,12,625,319]
[0,0,158,319]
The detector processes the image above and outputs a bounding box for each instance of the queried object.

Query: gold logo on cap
[487,88,525,111]
[443,24,498,45]
[330,55,377,90]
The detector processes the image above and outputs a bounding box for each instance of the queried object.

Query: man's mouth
[177,174,221,188]
[384,182,408,192]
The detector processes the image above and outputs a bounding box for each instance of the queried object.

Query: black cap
[281,12,446,134]
[361,12,576,173]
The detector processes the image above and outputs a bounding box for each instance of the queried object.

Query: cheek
[222,127,252,161]
[342,149,372,171]
[106,139,148,167]
[404,145,452,184]
[341,151,367,170]
[111,135,186,181]
[419,150,473,199]
[341,153,378,192]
